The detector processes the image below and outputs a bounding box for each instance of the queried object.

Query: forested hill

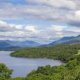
[11,44,80,62]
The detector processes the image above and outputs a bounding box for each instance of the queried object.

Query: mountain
[8,40,40,47]
[0,40,11,48]
[0,40,40,50]
[48,35,80,46]
[0,35,80,50]
[64,35,80,44]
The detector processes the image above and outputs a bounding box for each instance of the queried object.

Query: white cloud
[27,0,76,9]
[0,20,8,27]
[0,20,80,43]
[24,25,38,33]
[0,0,80,27]
[75,11,80,17]
[0,20,7,25]
[50,25,67,31]
[0,0,80,43]
[66,26,80,33]
[74,10,80,20]
[14,25,23,30]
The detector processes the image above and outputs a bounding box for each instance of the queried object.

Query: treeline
[11,44,80,62]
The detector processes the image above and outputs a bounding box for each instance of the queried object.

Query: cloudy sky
[0,0,80,43]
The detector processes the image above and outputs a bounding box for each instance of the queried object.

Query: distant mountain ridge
[0,40,40,50]
[0,35,80,50]
[48,35,80,46]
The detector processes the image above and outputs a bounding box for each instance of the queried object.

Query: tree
[0,63,12,80]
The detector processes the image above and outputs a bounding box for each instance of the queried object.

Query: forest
[0,43,80,80]
[11,44,80,62]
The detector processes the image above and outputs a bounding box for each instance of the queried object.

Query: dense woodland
[11,44,80,62]
[0,43,80,80]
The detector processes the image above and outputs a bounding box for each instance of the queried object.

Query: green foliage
[26,59,80,80]
[0,63,12,80]
[10,77,25,80]
[11,44,80,62]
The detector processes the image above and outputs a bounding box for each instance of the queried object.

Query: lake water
[0,51,63,77]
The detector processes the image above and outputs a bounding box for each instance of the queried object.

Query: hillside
[11,44,80,62]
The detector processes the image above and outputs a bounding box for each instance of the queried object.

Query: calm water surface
[0,51,63,77]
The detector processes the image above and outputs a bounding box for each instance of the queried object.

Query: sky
[0,0,80,43]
